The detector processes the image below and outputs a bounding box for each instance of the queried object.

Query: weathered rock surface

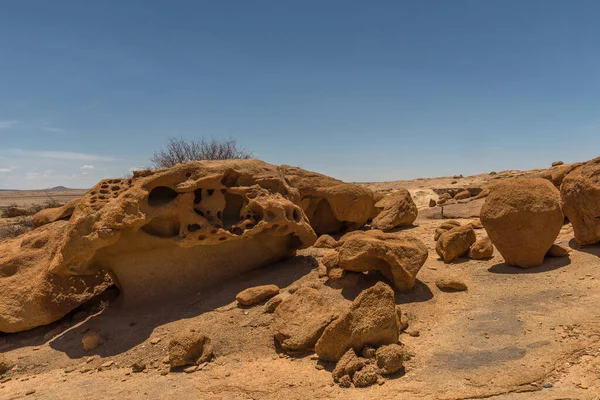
[370,189,418,231]
[315,282,400,362]
[481,178,563,268]
[273,287,339,352]
[332,230,428,292]
[469,237,494,259]
[454,190,471,200]
[434,220,461,241]
[375,344,404,375]
[429,198,437,207]
[332,349,364,382]
[0,221,112,333]
[1,160,318,332]
[561,157,600,245]
[313,234,339,249]
[168,332,213,368]
[547,244,570,257]
[32,198,80,228]
[435,225,476,263]
[280,165,377,235]
[236,284,279,306]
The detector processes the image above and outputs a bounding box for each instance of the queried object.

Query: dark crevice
[148,186,178,207]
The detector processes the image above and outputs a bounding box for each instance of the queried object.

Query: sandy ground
[1,166,599,400]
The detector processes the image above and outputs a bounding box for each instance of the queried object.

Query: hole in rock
[221,169,241,187]
[292,209,301,222]
[111,186,120,191]
[194,189,203,204]
[206,210,211,215]
[198,235,206,240]
[222,192,244,228]
[148,186,178,207]
[219,237,227,241]
[217,211,222,220]
[194,209,205,217]
[98,196,106,200]
[211,229,218,234]
[113,179,121,184]
[232,227,244,235]
[91,191,97,195]
[207,189,214,196]
[141,217,180,238]
[214,223,222,229]
[100,189,109,194]
[101,184,109,189]
[185,172,191,178]
[188,224,201,232]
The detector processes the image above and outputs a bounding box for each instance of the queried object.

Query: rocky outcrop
[31,198,80,228]
[315,282,400,362]
[481,178,563,268]
[435,225,476,263]
[1,159,317,332]
[273,287,339,352]
[281,165,377,235]
[561,157,600,245]
[370,189,417,231]
[434,220,461,241]
[327,230,428,292]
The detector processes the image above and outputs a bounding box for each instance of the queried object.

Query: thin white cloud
[0,168,13,172]
[81,165,95,170]
[0,120,19,129]
[11,149,115,162]
[24,172,41,179]
[44,127,66,133]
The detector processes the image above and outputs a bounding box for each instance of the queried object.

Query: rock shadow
[37,255,315,359]
[568,238,600,258]
[488,256,571,274]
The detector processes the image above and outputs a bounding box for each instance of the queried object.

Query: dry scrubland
[0,159,599,400]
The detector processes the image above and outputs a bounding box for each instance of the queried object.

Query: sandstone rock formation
[236,284,279,306]
[469,237,494,259]
[429,198,437,207]
[315,282,400,362]
[370,189,418,231]
[454,190,471,200]
[32,198,80,228]
[168,332,213,368]
[375,343,404,375]
[435,225,476,263]
[313,234,339,249]
[1,159,317,332]
[0,221,113,333]
[328,230,428,292]
[273,287,339,352]
[481,178,563,268]
[280,165,378,235]
[561,157,600,245]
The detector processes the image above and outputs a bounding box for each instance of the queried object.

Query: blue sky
[1,0,599,189]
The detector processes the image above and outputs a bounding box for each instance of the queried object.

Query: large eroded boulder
[0,221,112,333]
[280,165,377,235]
[435,225,476,263]
[480,178,563,268]
[331,230,428,292]
[561,157,600,245]
[315,282,400,362]
[1,159,317,332]
[370,189,418,231]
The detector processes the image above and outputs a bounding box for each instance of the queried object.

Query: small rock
[543,383,553,388]
[168,332,213,368]
[547,244,570,257]
[25,390,36,396]
[236,285,280,306]
[469,237,494,260]
[150,337,162,345]
[81,330,105,352]
[551,161,564,167]
[429,198,437,208]
[332,349,364,382]
[315,364,324,370]
[338,375,352,388]
[375,344,404,375]
[435,278,468,292]
[407,330,420,337]
[361,346,377,359]
[183,365,197,373]
[352,366,379,387]
[100,360,114,369]
[131,361,146,373]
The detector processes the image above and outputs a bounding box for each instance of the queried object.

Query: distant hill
[47,186,70,191]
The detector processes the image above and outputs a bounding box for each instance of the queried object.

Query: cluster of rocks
[430,188,481,207]
[433,220,493,263]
